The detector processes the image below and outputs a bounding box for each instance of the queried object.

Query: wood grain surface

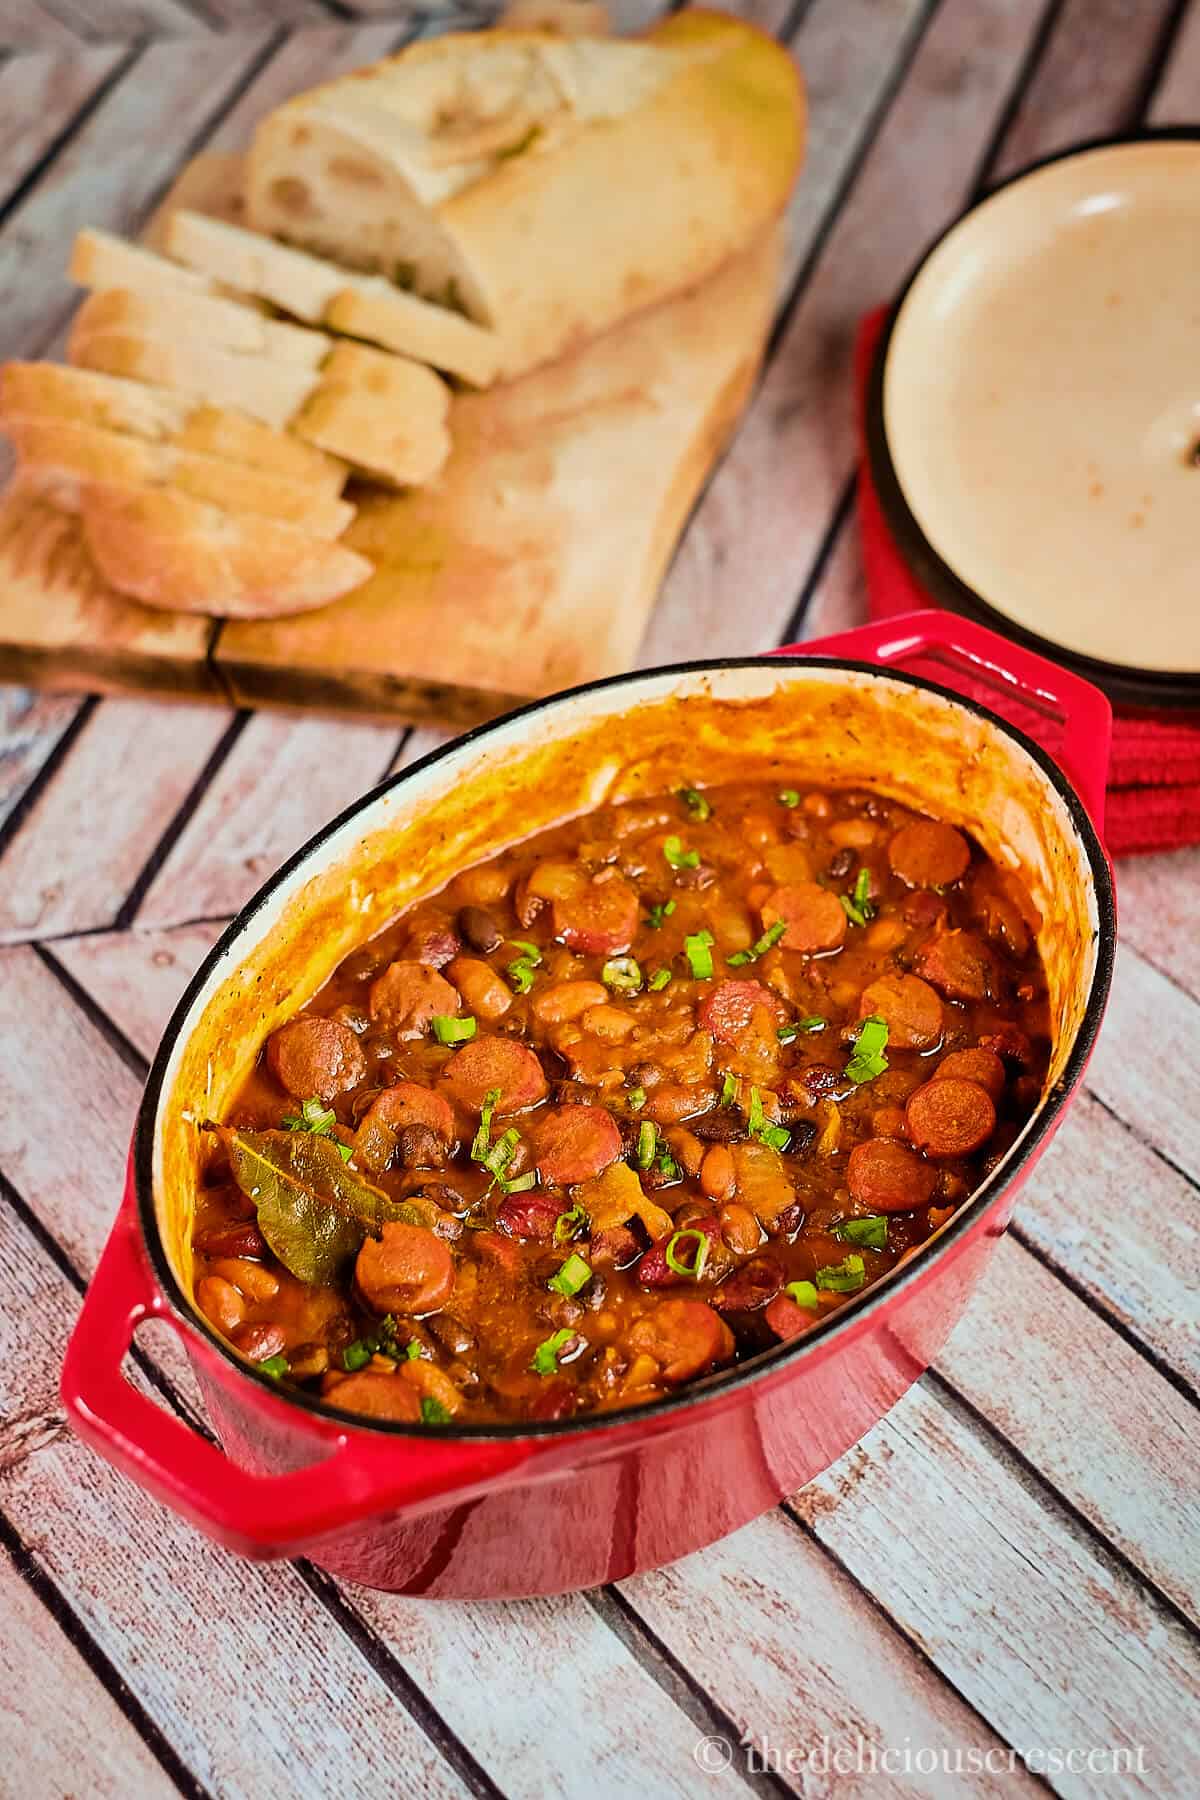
[1,4,1199,1798]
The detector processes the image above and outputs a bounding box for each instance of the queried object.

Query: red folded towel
[855,307,1200,857]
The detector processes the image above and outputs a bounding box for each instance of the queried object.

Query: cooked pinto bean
[232,1321,287,1362]
[356,1222,456,1315]
[196,1275,246,1335]
[846,1138,937,1212]
[534,1104,623,1186]
[857,973,943,1050]
[366,1080,455,1142]
[625,1299,734,1383]
[446,955,512,1021]
[533,980,608,1023]
[325,1370,422,1422]
[905,1077,997,1158]
[934,1047,1005,1102]
[888,820,971,888]
[914,930,998,1003]
[369,960,461,1038]
[438,1035,548,1115]
[457,905,503,953]
[267,1016,366,1102]
[760,881,847,953]
[698,979,786,1045]
[552,868,639,955]
[209,1257,279,1303]
[699,1143,736,1201]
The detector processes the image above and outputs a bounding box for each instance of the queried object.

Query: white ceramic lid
[883,139,1200,679]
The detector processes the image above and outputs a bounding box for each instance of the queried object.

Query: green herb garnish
[602,955,643,993]
[684,928,715,980]
[432,1014,476,1046]
[778,1016,827,1044]
[656,1147,681,1181]
[531,1327,575,1375]
[784,1280,819,1310]
[664,835,700,871]
[259,1354,289,1380]
[281,1096,353,1162]
[482,1126,519,1183]
[728,919,786,968]
[746,1085,790,1153]
[506,939,542,995]
[501,1169,538,1194]
[678,787,712,823]
[342,1340,372,1372]
[548,1252,592,1297]
[553,1203,589,1244]
[814,1254,867,1293]
[405,1339,423,1360]
[835,1215,889,1250]
[778,789,801,808]
[646,899,676,929]
[627,1086,647,1111]
[636,1120,657,1168]
[721,1071,740,1107]
[471,1087,502,1162]
[665,1228,709,1279]
[647,968,673,992]
[845,1015,889,1085]
[839,867,876,928]
[421,1397,452,1424]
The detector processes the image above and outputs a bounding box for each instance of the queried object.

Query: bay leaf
[218,1127,407,1286]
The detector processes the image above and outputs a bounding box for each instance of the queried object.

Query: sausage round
[355,1222,456,1315]
[914,931,998,1003]
[856,973,943,1050]
[533,1104,623,1187]
[698,979,786,1045]
[934,1047,1005,1102]
[846,1138,937,1212]
[763,1292,818,1341]
[712,1255,784,1314]
[552,869,639,956]
[437,1035,548,1116]
[905,1076,997,1158]
[625,1299,734,1384]
[369,960,461,1039]
[326,1369,422,1422]
[366,1081,456,1142]
[266,1016,366,1102]
[760,881,847,954]
[888,820,971,888]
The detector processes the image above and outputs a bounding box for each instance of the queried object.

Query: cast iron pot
[61,611,1115,1598]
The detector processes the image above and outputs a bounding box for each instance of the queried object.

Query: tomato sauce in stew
[195,782,1049,1425]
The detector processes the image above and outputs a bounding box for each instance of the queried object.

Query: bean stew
[195,781,1049,1425]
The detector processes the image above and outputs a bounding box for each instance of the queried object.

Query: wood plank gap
[114,711,250,930]
[777,476,855,643]
[776,0,818,44]
[1131,0,1197,121]
[0,1512,213,1800]
[0,694,95,865]
[584,1583,793,1800]
[962,0,1066,198]
[921,1366,1200,1642]
[0,42,139,226]
[1083,1082,1200,1201]
[33,941,149,1079]
[294,1562,510,1800]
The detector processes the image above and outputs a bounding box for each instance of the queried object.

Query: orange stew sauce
[195,781,1049,1425]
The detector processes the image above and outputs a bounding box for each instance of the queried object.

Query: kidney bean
[692,1110,746,1143]
[406,924,461,968]
[719,1202,763,1252]
[977,1025,1034,1065]
[888,819,971,888]
[589,1226,641,1269]
[356,1222,456,1315]
[528,1379,578,1421]
[760,882,847,953]
[846,1138,937,1212]
[266,1016,366,1102]
[231,1321,287,1363]
[496,1193,561,1242]
[457,905,503,953]
[193,1221,266,1259]
[369,961,461,1039]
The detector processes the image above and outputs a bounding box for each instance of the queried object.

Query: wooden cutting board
[0,154,780,728]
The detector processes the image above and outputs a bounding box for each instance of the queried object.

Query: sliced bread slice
[79,482,372,618]
[291,376,450,488]
[69,227,215,298]
[0,360,345,492]
[66,329,321,431]
[7,414,354,537]
[72,286,331,368]
[164,209,499,387]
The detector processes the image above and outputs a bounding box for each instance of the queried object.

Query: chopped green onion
[433,1014,476,1046]
[507,959,536,995]
[747,1085,765,1134]
[840,867,876,928]
[282,1096,337,1135]
[684,928,715,979]
[483,1126,519,1181]
[531,1327,575,1375]
[721,1070,740,1107]
[602,955,643,993]
[548,1252,592,1297]
[342,1340,372,1372]
[746,1085,790,1153]
[778,1016,828,1044]
[627,1086,647,1111]
[778,789,800,808]
[835,1215,889,1250]
[665,1228,709,1279]
[656,1147,681,1181]
[845,1015,889,1085]
[420,1397,452,1424]
[646,899,676,929]
[554,1203,589,1244]
[663,835,700,871]
[405,1339,423,1360]
[815,1254,866,1293]
[636,1120,657,1168]
[784,1280,819,1310]
[760,1123,791,1152]
[678,787,712,822]
[259,1354,289,1380]
[500,1169,538,1195]
[728,920,787,968]
[648,968,673,992]
[510,941,541,961]
[471,1087,501,1161]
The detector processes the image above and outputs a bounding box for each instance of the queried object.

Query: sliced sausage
[977,1025,1033,1066]
[534,1104,623,1187]
[366,1081,456,1143]
[326,1369,422,1422]
[552,868,639,956]
[698,979,786,1045]
[438,1034,548,1116]
[456,904,503,953]
[266,1016,366,1102]
[934,1047,1005,1102]
[625,1298,734,1384]
[914,930,998,1003]
[846,1138,937,1212]
[636,1216,722,1288]
[888,820,971,888]
[763,1292,818,1341]
[905,1076,997,1158]
[760,881,847,953]
[355,1221,456,1315]
[712,1255,784,1314]
[369,960,461,1039]
[856,973,943,1050]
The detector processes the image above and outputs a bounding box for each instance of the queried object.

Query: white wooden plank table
[1,4,1199,1796]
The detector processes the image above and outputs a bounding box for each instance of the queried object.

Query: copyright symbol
[694,1735,733,1773]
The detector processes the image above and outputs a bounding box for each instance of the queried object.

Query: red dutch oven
[61,611,1115,1598]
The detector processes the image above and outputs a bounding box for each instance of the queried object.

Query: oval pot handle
[62,1190,529,1557]
[775,607,1113,835]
